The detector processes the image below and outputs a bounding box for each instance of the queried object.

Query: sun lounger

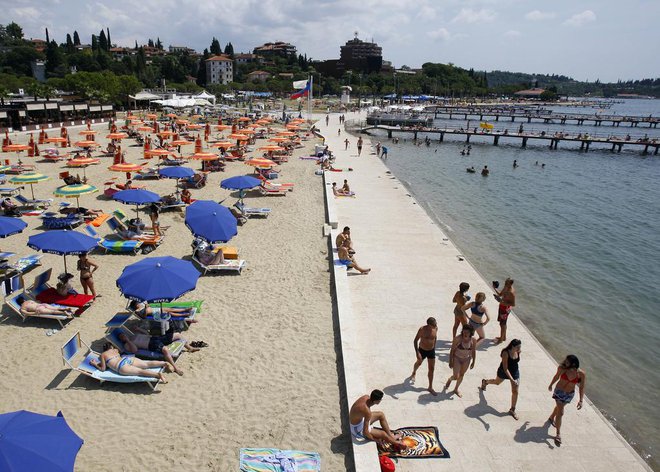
[5,289,73,327]
[159,198,186,212]
[0,254,43,277]
[259,183,288,196]
[192,250,246,275]
[234,201,271,218]
[83,224,143,254]
[105,326,185,360]
[3,164,36,174]
[89,213,111,227]
[61,332,163,390]
[106,217,162,246]
[28,268,94,312]
[15,194,53,209]
[41,213,83,230]
[0,187,21,196]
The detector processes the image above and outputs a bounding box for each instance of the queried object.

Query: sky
[5,0,660,82]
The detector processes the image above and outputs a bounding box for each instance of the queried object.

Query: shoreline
[320,111,652,471]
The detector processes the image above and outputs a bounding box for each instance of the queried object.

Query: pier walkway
[319,111,651,471]
[350,123,660,154]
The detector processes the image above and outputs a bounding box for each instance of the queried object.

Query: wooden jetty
[422,106,659,128]
[354,124,660,155]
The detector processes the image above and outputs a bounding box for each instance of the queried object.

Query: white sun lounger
[192,251,246,275]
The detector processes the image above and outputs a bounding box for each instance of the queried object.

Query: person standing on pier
[481,339,522,420]
[452,282,470,338]
[344,138,350,150]
[547,355,586,446]
[381,146,388,159]
[494,278,515,344]
[445,325,476,397]
[462,292,490,347]
[409,317,438,395]
[357,136,363,156]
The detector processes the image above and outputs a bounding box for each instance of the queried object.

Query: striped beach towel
[239,448,320,471]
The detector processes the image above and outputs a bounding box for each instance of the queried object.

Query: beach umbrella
[158,166,194,193]
[259,145,285,152]
[158,131,175,138]
[0,410,83,472]
[112,189,160,220]
[187,124,203,130]
[108,163,143,173]
[28,230,98,272]
[210,141,234,150]
[106,132,128,140]
[189,152,218,161]
[246,158,275,169]
[0,216,27,238]
[117,256,200,303]
[237,117,251,122]
[44,136,67,144]
[165,113,177,118]
[3,143,30,163]
[268,137,288,143]
[144,149,174,159]
[9,172,50,199]
[216,125,232,131]
[146,113,158,119]
[227,133,249,140]
[74,140,100,148]
[220,175,261,204]
[78,130,97,136]
[277,131,296,137]
[175,119,189,125]
[170,140,194,147]
[137,125,154,132]
[185,200,237,243]
[53,184,98,210]
[67,157,100,180]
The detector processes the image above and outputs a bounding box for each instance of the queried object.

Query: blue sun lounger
[61,331,163,390]
[4,289,73,327]
[83,224,143,254]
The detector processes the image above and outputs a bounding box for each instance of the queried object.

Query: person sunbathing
[18,296,75,316]
[1,198,20,217]
[60,206,102,217]
[56,273,76,296]
[117,327,199,376]
[129,300,192,319]
[181,188,193,204]
[195,240,226,265]
[90,344,171,383]
[338,239,370,274]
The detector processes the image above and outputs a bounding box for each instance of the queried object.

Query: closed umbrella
[0,410,83,472]
[112,189,160,220]
[9,172,50,199]
[185,200,237,243]
[117,256,200,303]
[27,230,98,273]
[0,216,27,238]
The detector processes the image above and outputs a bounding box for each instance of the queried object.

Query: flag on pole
[291,80,310,99]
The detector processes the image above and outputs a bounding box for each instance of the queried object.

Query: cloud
[563,10,596,27]
[427,28,451,41]
[504,30,521,38]
[525,10,556,21]
[451,8,497,24]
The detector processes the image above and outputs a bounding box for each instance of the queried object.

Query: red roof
[206,55,232,62]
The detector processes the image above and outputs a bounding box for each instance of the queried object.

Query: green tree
[91,34,98,50]
[106,28,111,48]
[210,37,221,55]
[65,33,74,53]
[45,40,65,76]
[0,84,8,105]
[6,22,23,40]
[99,30,107,51]
[73,31,81,46]
[224,42,234,57]
[155,37,163,50]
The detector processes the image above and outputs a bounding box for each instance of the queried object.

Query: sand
[0,117,351,470]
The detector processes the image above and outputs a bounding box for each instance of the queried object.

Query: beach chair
[106,217,162,246]
[41,213,83,230]
[0,186,21,196]
[160,156,186,166]
[15,194,53,209]
[183,172,208,189]
[104,326,185,360]
[0,254,43,278]
[61,331,163,390]
[234,201,271,218]
[134,168,160,180]
[83,224,143,254]
[125,300,201,325]
[192,249,246,275]
[159,197,186,212]
[27,268,94,311]
[259,183,288,196]
[4,289,73,327]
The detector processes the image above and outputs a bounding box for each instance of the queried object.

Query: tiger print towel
[376,426,450,459]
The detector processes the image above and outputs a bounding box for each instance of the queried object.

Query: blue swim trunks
[338,259,352,266]
[552,387,575,404]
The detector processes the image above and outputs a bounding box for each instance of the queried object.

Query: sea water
[369,99,660,469]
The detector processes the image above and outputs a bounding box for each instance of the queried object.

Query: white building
[205,55,234,85]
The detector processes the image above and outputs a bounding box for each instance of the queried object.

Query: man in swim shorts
[494,278,515,344]
[349,390,406,449]
[118,327,199,376]
[409,317,438,395]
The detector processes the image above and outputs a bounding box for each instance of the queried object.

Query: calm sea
[370,99,660,469]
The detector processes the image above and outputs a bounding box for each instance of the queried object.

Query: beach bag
[379,455,395,472]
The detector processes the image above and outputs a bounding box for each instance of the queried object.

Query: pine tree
[91,34,98,50]
[73,30,80,46]
[45,28,49,43]
[134,40,138,50]
[106,28,111,48]
[99,30,107,51]
[224,42,234,57]
[156,37,163,50]
[148,39,154,48]
[66,33,74,53]
[210,37,221,55]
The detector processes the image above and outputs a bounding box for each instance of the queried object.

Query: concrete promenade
[317,112,651,472]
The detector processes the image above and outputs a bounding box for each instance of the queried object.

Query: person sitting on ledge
[338,238,370,274]
[349,389,407,449]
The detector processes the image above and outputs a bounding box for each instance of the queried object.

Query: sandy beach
[0,118,351,470]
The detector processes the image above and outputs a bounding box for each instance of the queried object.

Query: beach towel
[239,448,320,471]
[376,426,450,459]
[21,210,45,216]
[36,288,94,309]
[90,213,111,227]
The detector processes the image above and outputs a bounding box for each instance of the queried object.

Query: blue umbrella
[112,189,161,219]
[28,229,98,273]
[220,175,261,204]
[158,166,195,194]
[185,200,237,243]
[0,216,27,238]
[116,256,200,303]
[0,410,83,472]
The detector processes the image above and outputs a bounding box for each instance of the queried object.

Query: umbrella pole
[63,254,68,274]
[30,183,35,200]
[75,196,80,211]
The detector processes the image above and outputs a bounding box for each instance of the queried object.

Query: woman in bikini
[451,282,470,339]
[481,339,522,420]
[19,297,75,317]
[445,324,476,397]
[547,355,586,446]
[90,344,172,383]
[462,292,489,347]
[77,253,99,298]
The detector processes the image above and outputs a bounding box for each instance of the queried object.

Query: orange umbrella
[189,152,219,161]
[175,119,190,125]
[210,141,234,149]
[44,136,67,144]
[68,157,100,167]
[74,140,100,148]
[277,131,296,137]
[78,130,97,135]
[144,149,174,157]
[187,124,203,129]
[246,158,276,168]
[146,113,158,119]
[237,117,252,122]
[106,133,129,140]
[239,129,255,135]
[109,163,143,172]
[269,137,288,143]
[255,120,269,125]
[159,131,175,138]
[216,125,232,131]
[259,145,285,152]
[286,125,301,130]
[227,134,249,141]
[170,140,194,146]
[165,113,177,118]
[137,126,153,132]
